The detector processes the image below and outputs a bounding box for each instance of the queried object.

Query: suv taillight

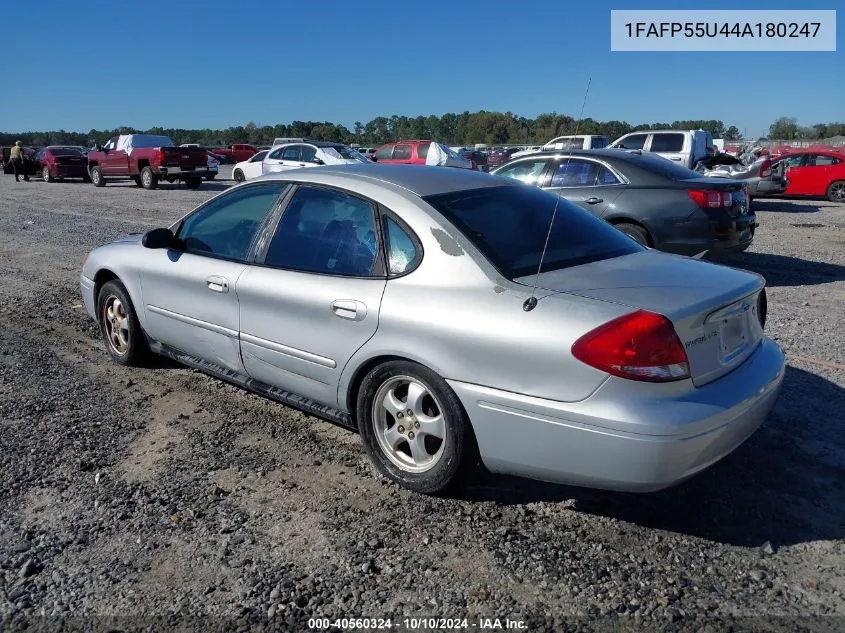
[759,159,772,178]
[571,310,690,382]
[156,148,166,164]
[687,189,732,208]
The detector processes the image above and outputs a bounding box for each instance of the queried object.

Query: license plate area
[706,296,761,365]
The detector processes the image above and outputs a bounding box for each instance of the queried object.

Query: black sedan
[490,149,757,256]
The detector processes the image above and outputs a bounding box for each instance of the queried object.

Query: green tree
[768,117,799,140]
[724,126,742,140]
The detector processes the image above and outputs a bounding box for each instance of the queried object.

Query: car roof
[501,148,640,162]
[254,163,516,196]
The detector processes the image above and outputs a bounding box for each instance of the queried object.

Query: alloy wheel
[102,295,130,355]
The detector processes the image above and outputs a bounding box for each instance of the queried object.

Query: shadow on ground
[752,199,827,213]
[716,251,845,286]
[455,365,845,549]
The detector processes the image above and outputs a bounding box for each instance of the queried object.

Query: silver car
[80,164,785,494]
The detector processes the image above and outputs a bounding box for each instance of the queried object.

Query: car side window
[495,159,549,185]
[268,148,283,160]
[650,133,685,152]
[597,165,621,185]
[809,154,840,166]
[176,183,287,262]
[250,151,268,163]
[300,145,317,163]
[551,159,600,187]
[264,186,379,277]
[383,216,419,275]
[392,144,413,160]
[104,139,117,151]
[36,150,46,161]
[417,143,430,160]
[282,146,301,161]
[784,154,806,168]
[617,134,647,150]
[374,146,394,160]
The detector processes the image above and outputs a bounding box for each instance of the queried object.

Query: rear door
[543,158,624,217]
[648,132,687,165]
[237,184,387,406]
[801,153,842,195]
[138,182,289,372]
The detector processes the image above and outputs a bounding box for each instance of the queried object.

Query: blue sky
[1,0,840,138]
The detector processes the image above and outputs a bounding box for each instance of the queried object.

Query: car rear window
[422,185,642,279]
[50,147,83,156]
[625,153,703,180]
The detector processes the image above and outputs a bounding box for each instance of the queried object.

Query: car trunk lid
[516,250,766,386]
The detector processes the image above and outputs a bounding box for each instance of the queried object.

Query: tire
[132,176,142,187]
[826,180,845,203]
[184,177,202,189]
[97,280,150,367]
[357,360,469,494]
[90,166,105,187]
[615,222,650,247]
[140,166,158,190]
[233,169,245,183]
[42,166,53,183]
[205,174,216,181]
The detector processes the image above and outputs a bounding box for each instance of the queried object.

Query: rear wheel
[90,166,105,187]
[184,177,202,189]
[233,168,245,183]
[357,361,469,494]
[615,222,650,247]
[42,166,53,183]
[97,280,150,366]
[140,166,158,190]
[826,180,845,203]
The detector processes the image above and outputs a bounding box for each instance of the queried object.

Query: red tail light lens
[687,189,734,208]
[759,159,772,178]
[156,148,166,163]
[571,310,690,382]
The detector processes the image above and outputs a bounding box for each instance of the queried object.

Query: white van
[610,130,715,169]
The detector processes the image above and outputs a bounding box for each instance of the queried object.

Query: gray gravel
[0,168,843,632]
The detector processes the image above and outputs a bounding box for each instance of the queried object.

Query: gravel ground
[0,167,843,633]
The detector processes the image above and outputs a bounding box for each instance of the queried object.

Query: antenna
[523,77,592,312]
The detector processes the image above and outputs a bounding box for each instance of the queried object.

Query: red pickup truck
[209,144,258,163]
[87,134,210,189]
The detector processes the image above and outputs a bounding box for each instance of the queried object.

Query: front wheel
[357,361,469,494]
[97,280,150,366]
[42,166,53,183]
[90,166,105,187]
[615,222,651,247]
[826,180,845,203]
[233,169,245,183]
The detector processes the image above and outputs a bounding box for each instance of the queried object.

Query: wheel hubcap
[372,376,446,473]
[832,183,845,201]
[103,295,130,355]
[43,167,49,180]
[92,170,100,183]
[142,172,150,186]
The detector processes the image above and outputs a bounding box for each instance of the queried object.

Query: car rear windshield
[422,185,642,279]
[625,152,703,180]
[50,147,83,156]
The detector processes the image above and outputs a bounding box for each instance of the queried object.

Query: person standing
[10,141,30,181]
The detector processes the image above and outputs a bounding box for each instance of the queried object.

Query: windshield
[423,185,642,279]
[50,147,84,157]
[320,145,369,162]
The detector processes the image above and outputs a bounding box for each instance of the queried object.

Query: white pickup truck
[610,129,716,169]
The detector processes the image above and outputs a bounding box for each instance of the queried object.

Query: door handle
[331,300,367,321]
[585,197,603,204]
[298,163,306,167]
[206,275,229,293]
[670,157,682,161]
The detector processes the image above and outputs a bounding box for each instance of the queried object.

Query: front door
[138,181,289,372]
[542,158,621,218]
[100,138,129,175]
[263,144,309,174]
[781,154,811,194]
[237,184,386,407]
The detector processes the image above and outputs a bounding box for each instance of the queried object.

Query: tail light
[156,148,166,164]
[571,310,690,382]
[759,159,772,178]
[687,189,733,208]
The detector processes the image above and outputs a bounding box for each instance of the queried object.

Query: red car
[774,150,845,202]
[373,140,478,170]
[35,146,90,183]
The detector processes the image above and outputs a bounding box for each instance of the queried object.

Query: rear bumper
[158,166,211,177]
[749,178,788,196]
[662,211,757,256]
[51,165,88,178]
[449,337,784,492]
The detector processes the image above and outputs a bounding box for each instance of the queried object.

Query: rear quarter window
[625,153,703,181]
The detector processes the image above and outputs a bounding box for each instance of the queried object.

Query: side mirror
[142,227,178,249]
[370,155,378,162]
[312,157,324,165]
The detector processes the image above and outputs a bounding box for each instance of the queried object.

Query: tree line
[2,112,842,148]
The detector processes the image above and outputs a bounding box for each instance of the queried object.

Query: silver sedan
[80,164,785,494]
